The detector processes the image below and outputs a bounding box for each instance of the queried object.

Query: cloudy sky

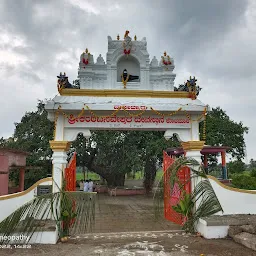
[0,0,255,161]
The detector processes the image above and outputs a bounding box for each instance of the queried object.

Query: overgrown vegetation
[228,159,256,190]
[231,173,256,190]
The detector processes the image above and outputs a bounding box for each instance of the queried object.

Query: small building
[0,148,29,195]
[166,145,231,180]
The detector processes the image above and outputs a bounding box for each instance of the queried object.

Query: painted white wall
[0,179,52,222]
[209,177,256,215]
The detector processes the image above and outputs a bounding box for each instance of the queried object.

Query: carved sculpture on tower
[81,48,90,68]
[122,30,132,55]
[57,72,74,93]
[174,76,202,100]
[161,51,172,70]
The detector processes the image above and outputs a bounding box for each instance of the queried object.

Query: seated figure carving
[121,69,139,82]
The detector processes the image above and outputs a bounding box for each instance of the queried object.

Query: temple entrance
[65,130,182,234]
[46,30,207,236]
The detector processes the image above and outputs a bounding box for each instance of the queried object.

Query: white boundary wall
[0,178,52,222]
[208,176,256,215]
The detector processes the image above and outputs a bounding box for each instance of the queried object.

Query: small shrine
[166,145,231,180]
[0,148,29,195]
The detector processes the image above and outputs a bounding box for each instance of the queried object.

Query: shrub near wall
[231,173,256,190]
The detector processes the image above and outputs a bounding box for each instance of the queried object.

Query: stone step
[241,225,256,235]
[228,226,243,238]
[233,232,256,251]
[228,225,256,238]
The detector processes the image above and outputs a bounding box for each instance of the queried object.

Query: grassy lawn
[76,172,101,181]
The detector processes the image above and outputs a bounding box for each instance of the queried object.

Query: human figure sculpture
[121,69,139,82]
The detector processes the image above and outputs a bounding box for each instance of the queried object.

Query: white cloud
[67,0,101,15]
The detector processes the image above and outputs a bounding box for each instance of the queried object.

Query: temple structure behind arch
[76,32,176,91]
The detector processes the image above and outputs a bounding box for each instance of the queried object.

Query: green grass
[76,172,101,181]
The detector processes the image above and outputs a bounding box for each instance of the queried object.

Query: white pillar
[50,141,71,193]
[184,150,203,199]
[181,141,205,212]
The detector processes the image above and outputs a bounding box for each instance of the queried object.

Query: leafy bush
[231,173,256,190]
[250,168,256,178]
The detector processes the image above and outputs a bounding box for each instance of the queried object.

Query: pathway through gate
[77,194,180,234]
[163,151,191,225]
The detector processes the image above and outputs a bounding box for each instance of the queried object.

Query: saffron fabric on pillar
[65,152,76,191]
[163,151,191,225]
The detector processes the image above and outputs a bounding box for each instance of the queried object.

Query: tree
[249,159,256,168]
[83,131,142,187]
[227,160,246,174]
[71,130,179,188]
[200,107,248,162]
[128,131,180,193]
[70,133,89,180]
[2,100,54,188]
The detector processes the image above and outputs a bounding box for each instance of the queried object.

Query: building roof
[166,145,231,156]
[0,148,30,156]
[45,95,207,112]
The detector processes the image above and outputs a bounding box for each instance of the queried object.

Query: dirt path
[1,231,255,256]
[91,194,179,234]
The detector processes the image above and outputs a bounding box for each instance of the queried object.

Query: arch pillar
[50,141,71,193]
[181,141,205,212]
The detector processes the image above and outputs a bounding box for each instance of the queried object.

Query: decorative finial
[134,35,137,41]
[164,51,167,56]
[117,34,120,40]
[85,48,88,53]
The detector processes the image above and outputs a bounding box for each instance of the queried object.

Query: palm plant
[154,157,223,233]
[0,178,96,245]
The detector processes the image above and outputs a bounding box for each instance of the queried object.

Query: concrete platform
[197,214,256,239]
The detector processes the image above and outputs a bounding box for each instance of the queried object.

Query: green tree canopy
[0,100,54,188]
[227,160,246,174]
[200,107,248,160]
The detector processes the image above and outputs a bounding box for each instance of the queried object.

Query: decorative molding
[59,88,191,98]
[52,151,68,165]
[181,141,205,151]
[0,177,52,200]
[49,141,71,151]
